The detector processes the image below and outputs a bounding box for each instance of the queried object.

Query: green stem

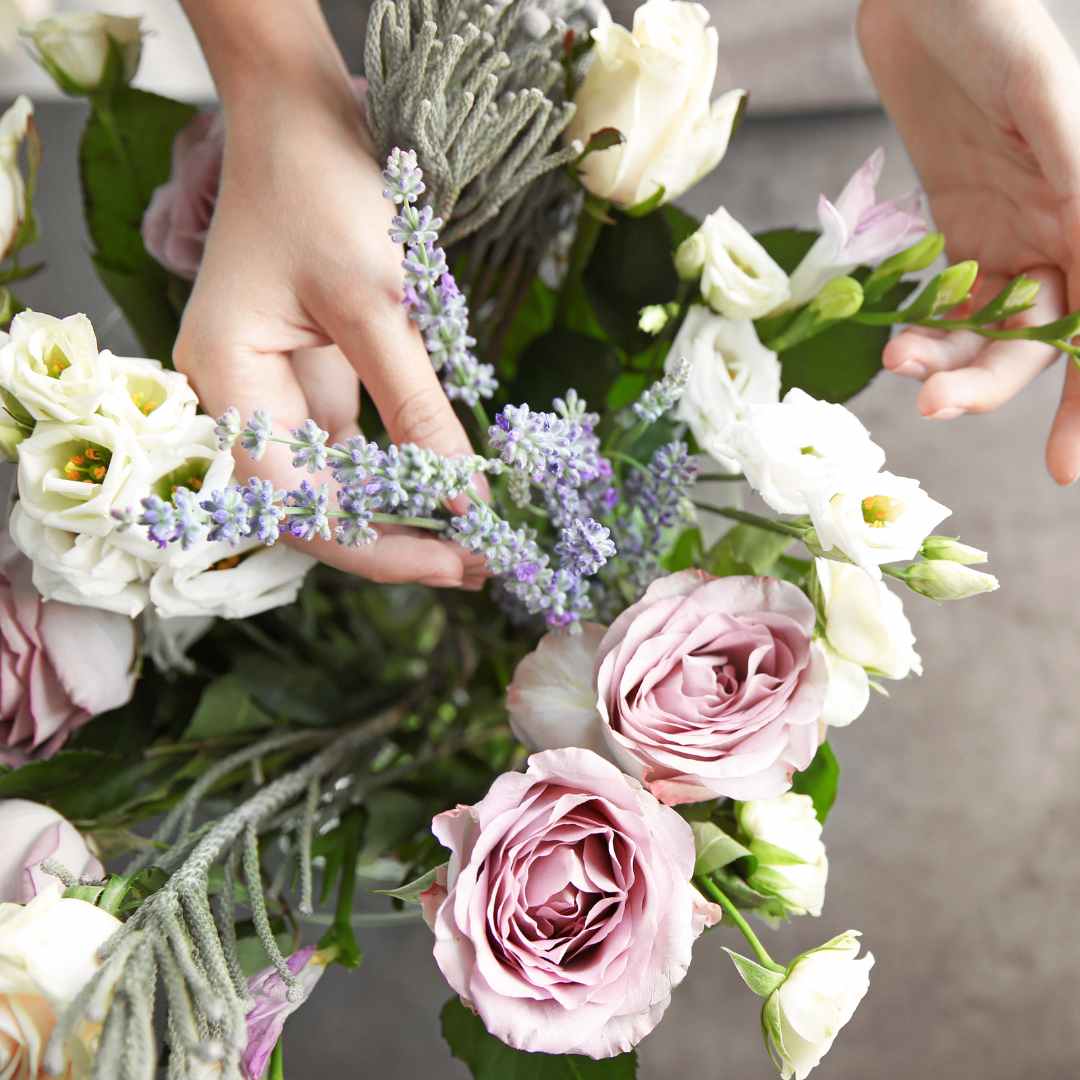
[608,449,648,473]
[269,1039,285,1080]
[692,504,807,539]
[369,513,446,532]
[471,401,492,433]
[697,473,747,484]
[696,875,785,973]
[556,199,607,324]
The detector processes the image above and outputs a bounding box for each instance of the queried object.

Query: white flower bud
[904,560,999,601]
[25,13,143,95]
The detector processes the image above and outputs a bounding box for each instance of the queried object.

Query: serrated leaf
[183,675,273,742]
[791,742,839,823]
[724,948,786,998]
[441,998,638,1079]
[373,862,445,903]
[692,821,751,876]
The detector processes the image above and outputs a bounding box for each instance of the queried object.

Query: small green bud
[904,560,999,600]
[919,536,988,565]
[878,232,946,276]
[638,304,670,335]
[0,420,26,462]
[674,230,706,281]
[808,276,863,321]
[933,260,980,311]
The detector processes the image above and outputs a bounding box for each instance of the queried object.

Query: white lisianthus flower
[149,543,315,620]
[8,504,150,616]
[738,793,828,918]
[728,389,886,516]
[16,415,144,537]
[0,888,123,1079]
[0,311,112,423]
[0,95,32,260]
[816,558,920,727]
[140,608,214,675]
[810,471,951,578]
[763,931,874,1080]
[99,353,199,448]
[24,12,143,94]
[675,209,791,320]
[506,623,609,758]
[566,0,745,208]
[666,306,780,468]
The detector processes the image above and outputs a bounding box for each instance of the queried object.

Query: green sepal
[692,821,751,877]
[623,184,666,218]
[373,862,445,903]
[724,948,786,999]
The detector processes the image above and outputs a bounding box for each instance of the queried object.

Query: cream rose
[665,306,780,468]
[0,889,122,1079]
[0,312,111,424]
[675,209,791,320]
[0,801,103,903]
[25,13,143,94]
[8,505,150,618]
[0,96,32,261]
[16,416,145,537]
[566,0,745,208]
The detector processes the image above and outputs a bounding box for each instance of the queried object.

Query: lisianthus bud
[863,232,945,291]
[934,261,980,309]
[903,559,999,601]
[808,276,863,321]
[919,535,988,565]
[738,793,828,918]
[0,96,33,262]
[638,304,671,335]
[675,230,707,281]
[25,13,143,95]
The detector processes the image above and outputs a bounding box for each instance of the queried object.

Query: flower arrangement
[0,2,1073,1079]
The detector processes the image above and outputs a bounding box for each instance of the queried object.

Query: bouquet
[0,3,1069,1079]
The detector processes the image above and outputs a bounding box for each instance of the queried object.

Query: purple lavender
[202,487,249,545]
[242,478,286,545]
[139,495,178,549]
[632,358,691,423]
[290,420,329,473]
[555,518,616,577]
[240,410,272,461]
[214,406,241,450]
[382,148,496,408]
[285,481,331,542]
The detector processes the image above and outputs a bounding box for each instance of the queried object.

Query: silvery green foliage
[364,0,581,245]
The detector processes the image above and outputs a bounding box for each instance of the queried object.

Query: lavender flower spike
[240,410,273,461]
[214,406,241,450]
[632,357,692,423]
[787,148,928,307]
[243,946,331,1080]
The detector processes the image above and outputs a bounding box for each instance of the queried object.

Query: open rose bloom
[429,748,720,1058]
[595,572,827,803]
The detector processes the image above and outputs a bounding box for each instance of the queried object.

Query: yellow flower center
[63,442,111,483]
[45,345,71,379]
[153,460,209,501]
[861,494,901,528]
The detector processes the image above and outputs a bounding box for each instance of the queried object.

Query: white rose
[0,311,112,423]
[764,931,874,1080]
[0,889,122,1079]
[810,470,951,577]
[99,353,199,448]
[666,306,780,469]
[149,542,315,621]
[8,504,150,617]
[675,209,791,320]
[16,415,145,537]
[25,12,143,93]
[728,389,886,516]
[506,623,609,758]
[565,0,745,207]
[0,95,32,260]
[738,792,827,918]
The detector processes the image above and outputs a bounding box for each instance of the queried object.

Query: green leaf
[705,524,792,577]
[183,675,274,742]
[756,228,818,274]
[0,750,106,798]
[624,184,666,219]
[661,527,703,573]
[508,329,620,413]
[373,863,445,903]
[723,949,785,998]
[576,127,624,161]
[359,789,428,864]
[79,88,198,362]
[318,809,364,968]
[692,821,751,876]
[791,742,839,823]
[661,205,701,249]
[583,210,680,350]
[500,277,558,374]
[441,998,638,1079]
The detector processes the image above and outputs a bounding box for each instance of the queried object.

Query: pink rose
[0,531,137,765]
[0,799,104,903]
[429,747,720,1059]
[142,78,369,280]
[595,571,826,804]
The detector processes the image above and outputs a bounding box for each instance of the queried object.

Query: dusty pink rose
[242,945,330,1080]
[595,571,826,804]
[0,531,136,765]
[142,77,369,280]
[0,799,104,902]
[429,747,720,1059]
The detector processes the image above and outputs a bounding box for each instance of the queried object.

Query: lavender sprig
[632,357,692,423]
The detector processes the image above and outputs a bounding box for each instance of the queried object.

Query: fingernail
[924,406,965,420]
[892,359,927,379]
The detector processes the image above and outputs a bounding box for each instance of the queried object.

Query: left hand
[858,0,1080,485]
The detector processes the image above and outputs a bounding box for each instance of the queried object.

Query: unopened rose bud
[25,13,143,96]
[919,536,988,565]
[904,559,999,600]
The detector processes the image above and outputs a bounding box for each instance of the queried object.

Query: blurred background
[3,1,1080,1077]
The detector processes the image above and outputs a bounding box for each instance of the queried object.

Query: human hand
[175,4,484,587]
[858,0,1080,484]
